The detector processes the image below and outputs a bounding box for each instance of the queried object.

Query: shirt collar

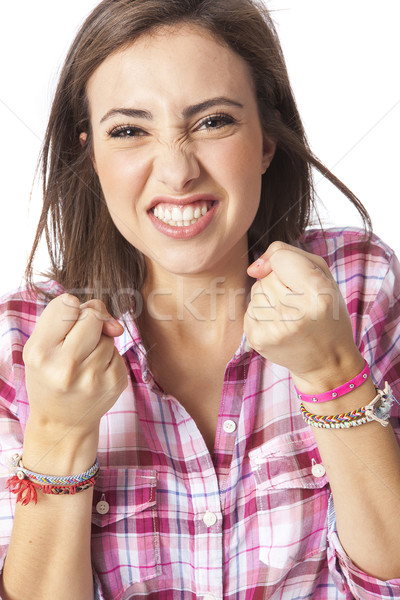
[44,280,252,364]
[115,315,253,366]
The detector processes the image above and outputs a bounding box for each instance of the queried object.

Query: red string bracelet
[6,455,99,506]
[6,475,98,506]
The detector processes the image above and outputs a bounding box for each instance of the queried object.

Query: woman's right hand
[23,293,128,439]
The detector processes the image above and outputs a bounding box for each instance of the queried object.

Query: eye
[106,125,148,139]
[196,113,236,131]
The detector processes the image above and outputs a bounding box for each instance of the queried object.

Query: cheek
[94,148,149,201]
[225,139,264,218]
[202,136,263,185]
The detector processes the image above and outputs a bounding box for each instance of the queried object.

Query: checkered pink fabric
[1,228,400,599]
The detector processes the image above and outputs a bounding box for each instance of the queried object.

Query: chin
[162,262,209,276]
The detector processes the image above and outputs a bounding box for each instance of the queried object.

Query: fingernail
[249,258,265,269]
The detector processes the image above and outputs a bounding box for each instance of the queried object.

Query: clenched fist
[23,294,128,438]
[244,242,364,393]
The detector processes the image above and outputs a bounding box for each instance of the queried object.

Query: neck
[138,251,252,348]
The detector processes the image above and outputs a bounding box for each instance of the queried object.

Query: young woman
[1,1,399,599]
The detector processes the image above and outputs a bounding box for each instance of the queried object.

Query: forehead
[86,24,256,118]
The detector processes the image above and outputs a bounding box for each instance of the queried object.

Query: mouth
[147,195,218,239]
[150,199,215,227]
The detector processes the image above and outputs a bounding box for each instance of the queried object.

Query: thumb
[79,299,124,338]
[247,241,290,279]
[247,255,272,279]
[102,317,124,338]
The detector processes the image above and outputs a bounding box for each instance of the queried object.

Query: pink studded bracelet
[294,359,370,403]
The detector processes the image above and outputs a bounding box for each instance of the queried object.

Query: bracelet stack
[6,455,99,506]
[300,381,398,429]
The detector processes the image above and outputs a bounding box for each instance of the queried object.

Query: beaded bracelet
[300,382,397,429]
[6,455,100,506]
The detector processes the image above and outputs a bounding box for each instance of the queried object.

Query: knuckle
[80,299,109,316]
[312,290,335,315]
[58,293,81,313]
[82,368,99,391]
[79,306,104,324]
[23,341,46,368]
[53,363,77,391]
[60,292,80,305]
[268,241,287,254]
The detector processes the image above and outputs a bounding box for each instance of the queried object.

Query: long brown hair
[26,0,371,316]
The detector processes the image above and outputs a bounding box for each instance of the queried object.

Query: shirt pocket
[249,431,329,570]
[91,467,161,599]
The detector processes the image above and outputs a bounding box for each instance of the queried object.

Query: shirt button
[223,419,237,433]
[311,460,326,478]
[203,511,217,527]
[96,494,110,515]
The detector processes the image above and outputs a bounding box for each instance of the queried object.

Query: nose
[154,144,200,192]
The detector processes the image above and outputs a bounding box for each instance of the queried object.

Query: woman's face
[84,24,275,279]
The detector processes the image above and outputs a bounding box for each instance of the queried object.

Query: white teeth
[153,201,213,226]
[171,207,182,221]
[182,206,194,221]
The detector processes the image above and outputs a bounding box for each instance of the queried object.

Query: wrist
[291,350,365,396]
[23,416,99,476]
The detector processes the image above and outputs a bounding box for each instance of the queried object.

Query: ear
[261,135,276,174]
[79,132,97,173]
[79,132,87,147]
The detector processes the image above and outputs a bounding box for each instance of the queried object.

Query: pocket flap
[92,467,157,527]
[249,430,328,490]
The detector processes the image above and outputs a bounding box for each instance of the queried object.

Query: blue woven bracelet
[11,454,100,485]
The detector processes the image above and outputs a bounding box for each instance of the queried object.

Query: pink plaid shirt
[1,228,400,599]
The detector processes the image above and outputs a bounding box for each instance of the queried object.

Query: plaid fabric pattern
[1,228,400,600]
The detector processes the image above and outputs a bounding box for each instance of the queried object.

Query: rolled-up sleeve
[326,240,400,598]
[0,324,24,575]
[327,495,400,599]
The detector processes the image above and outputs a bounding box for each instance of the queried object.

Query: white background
[1,1,399,297]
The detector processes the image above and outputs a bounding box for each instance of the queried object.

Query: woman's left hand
[244,241,364,392]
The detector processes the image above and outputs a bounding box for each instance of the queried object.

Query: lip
[148,193,219,211]
[148,200,218,239]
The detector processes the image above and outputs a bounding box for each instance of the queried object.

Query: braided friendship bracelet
[301,382,397,429]
[300,404,374,428]
[295,359,370,403]
[6,455,100,506]
[10,454,100,485]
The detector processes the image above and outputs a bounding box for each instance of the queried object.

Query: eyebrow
[99,97,244,124]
